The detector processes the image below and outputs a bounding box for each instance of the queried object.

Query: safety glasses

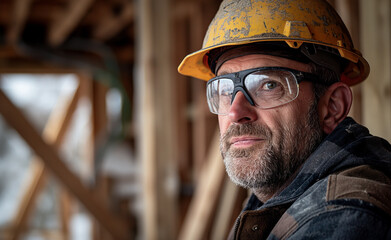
[206,67,319,115]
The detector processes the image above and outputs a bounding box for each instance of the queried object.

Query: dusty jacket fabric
[228,117,391,240]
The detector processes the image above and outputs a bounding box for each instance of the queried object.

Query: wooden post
[135,0,158,239]
[135,0,178,239]
[188,3,209,178]
[153,0,178,239]
[327,0,336,7]
[359,0,391,142]
[172,6,191,188]
[47,0,94,46]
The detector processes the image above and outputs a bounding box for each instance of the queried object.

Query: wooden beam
[11,160,46,239]
[327,0,336,7]
[59,190,72,240]
[27,4,63,23]
[10,84,81,240]
[178,129,225,240]
[92,2,134,41]
[136,0,157,238]
[114,45,135,63]
[91,80,108,143]
[136,0,179,239]
[0,89,130,240]
[48,0,94,46]
[0,0,10,23]
[0,45,20,58]
[153,0,178,238]
[0,62,82,74]
[184,3,211,178]
[6,0,33,44]
[172,16,191,190]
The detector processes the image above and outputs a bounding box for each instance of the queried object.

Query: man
[178,0,391,239]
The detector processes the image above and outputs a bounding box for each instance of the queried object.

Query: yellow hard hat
[178,0,369,85]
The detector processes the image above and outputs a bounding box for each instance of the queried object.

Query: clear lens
[207,78,234,114]
[206,69,299,115]
[245,70,298,109]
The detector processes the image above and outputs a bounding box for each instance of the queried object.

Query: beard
[220,101,323,195]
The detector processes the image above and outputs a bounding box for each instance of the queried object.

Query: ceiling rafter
[28,4,64,23]
[47,0,95,47]
[92,2,134,41]
[6,0,34,44]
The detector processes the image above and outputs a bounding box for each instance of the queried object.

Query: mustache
[221,123,272,145]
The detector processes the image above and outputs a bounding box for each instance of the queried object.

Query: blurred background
[0,0,389,239]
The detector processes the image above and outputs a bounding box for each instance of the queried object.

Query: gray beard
[220,101,323,195]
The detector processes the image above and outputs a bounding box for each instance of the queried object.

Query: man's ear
[318,82,352,134]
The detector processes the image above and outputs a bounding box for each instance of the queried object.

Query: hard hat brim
[178,38,369,86]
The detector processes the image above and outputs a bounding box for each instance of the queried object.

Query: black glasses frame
[207,66,320,107]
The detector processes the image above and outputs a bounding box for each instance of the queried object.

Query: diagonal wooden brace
[0,89,130,240]
[11,84,81,240]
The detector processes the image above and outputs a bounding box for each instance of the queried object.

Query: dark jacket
[228,117,391,239]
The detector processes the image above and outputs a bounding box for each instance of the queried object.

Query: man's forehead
[211,42,310,75]
[217,54,311,76]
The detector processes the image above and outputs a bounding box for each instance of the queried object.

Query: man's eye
[221,90,232,96]
[262,81,278,90]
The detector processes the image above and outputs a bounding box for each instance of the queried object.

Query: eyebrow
[216,70,231,76]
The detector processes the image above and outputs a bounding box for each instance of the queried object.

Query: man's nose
[228,91,258,124]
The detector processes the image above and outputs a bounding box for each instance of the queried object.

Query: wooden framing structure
[10,80,81,240]
[0,0,389,239]
[0,73,130,240]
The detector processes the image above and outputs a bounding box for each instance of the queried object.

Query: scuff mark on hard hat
[265,0,290,16]
[258,32,286,38]
[312,21,321,27]
[222,0,252,12]
[319,15,330,26]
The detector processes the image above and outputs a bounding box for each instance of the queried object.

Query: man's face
[217,54,324,196]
